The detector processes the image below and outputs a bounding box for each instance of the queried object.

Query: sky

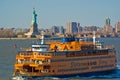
[0,0,120,29]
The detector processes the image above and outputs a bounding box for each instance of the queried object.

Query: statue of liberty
[25,8,38,37]
[32,8,37,24]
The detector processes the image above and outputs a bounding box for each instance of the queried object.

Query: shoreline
[0,37,120,40]
[0,38,39,40]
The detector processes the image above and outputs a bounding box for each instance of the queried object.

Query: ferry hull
[19,69,116,78]
[50,69,116,78]
[14,49,116,77]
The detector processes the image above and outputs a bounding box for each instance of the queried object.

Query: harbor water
[0,38,120,80]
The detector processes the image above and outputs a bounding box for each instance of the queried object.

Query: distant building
[14,28,23,34]
[105,17,110,26]
[25,8,39,38]
[58,26,64,34]
[97,27,103,33]
[115,22,120,33]
[52,26,64,34]
[66,22,80,34]
[104,18,113,33]
[0,28,4,30]
[84,26,97,32]
[52,26,59,33]
[77,26,83,33]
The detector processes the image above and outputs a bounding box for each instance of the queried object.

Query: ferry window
[70,46,73,49]
[98,50,101,54]
[33,47,40,49]
[52,70,55,72]
[43,65,50,69]
[39,70,41,72]
[53,53,56,56]
[93,51,96,54]
[38,53,41,55]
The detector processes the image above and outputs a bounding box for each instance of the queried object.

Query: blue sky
[0,0,120,29]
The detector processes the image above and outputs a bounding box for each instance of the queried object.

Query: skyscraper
[105,18,110,26]
[25,8,39,37]
[104,18,113,33]
[66,22,80,34]
[52,26,59,33]
[59,26,64,34]
[115,22,120,33]
[52,26,64,34]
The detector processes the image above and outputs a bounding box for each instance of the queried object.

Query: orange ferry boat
[13,34,116,78]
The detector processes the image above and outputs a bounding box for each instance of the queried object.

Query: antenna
[41,31,45,44]
[93,31,96,45]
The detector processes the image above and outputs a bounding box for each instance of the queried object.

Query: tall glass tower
[105,18,110,26]
[104,17,113,33]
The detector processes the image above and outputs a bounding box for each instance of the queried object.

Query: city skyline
[0,0,120,29]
